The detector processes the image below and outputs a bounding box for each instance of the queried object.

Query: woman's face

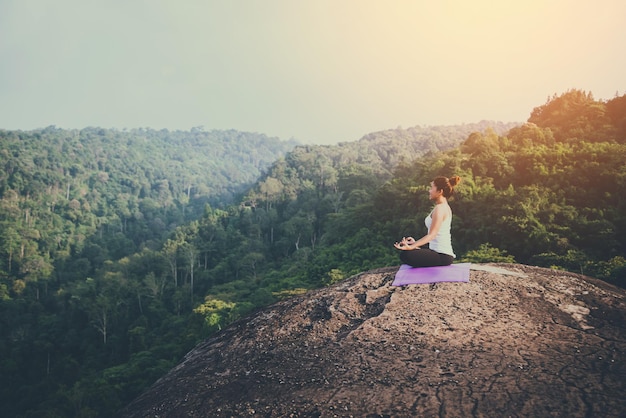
[428,182,441,200]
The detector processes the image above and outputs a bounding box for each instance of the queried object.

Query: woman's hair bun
[433,175,461,198]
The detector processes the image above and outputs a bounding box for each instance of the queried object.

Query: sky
[1,0,624,145]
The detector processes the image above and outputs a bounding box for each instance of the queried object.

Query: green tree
[459,243,515,263]
[193,298,237,331]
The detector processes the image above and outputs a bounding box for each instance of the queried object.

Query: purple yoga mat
[392,263,471,286]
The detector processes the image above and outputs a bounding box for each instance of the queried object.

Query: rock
[119,263,626,417]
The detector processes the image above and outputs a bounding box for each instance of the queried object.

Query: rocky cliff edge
[119,263,626,417]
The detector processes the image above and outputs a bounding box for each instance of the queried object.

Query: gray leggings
[399,248,454,267]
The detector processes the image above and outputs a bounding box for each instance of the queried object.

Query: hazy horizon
[1,0,624,145]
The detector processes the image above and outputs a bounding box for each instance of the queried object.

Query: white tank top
[425,208,456,257]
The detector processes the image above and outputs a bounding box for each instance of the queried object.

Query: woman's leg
[438,253,454,266]
[400,249,443,267]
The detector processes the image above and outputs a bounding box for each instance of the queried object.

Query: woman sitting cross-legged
[394,175,461,267]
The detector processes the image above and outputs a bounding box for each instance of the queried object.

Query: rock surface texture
[120,263,626,417]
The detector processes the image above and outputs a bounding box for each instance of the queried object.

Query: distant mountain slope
[119,263,626,417]
[355,120,519,165]
[292,121,519,177]
[0,126,299,208]
[246,121,518,211]
[0,126,299,269]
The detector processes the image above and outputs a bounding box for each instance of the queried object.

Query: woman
[394,175,461,267]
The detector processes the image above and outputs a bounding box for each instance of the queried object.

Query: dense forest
[1,89,625,417]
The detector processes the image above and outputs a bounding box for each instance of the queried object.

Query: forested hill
[1,126,299,210]
[0,126,297,265]
[247,121,517,210]
[322,120,518,172]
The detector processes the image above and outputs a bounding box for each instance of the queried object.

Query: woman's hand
[394,237,419,250]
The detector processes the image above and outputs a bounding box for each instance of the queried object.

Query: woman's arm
[395,206,446,250]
